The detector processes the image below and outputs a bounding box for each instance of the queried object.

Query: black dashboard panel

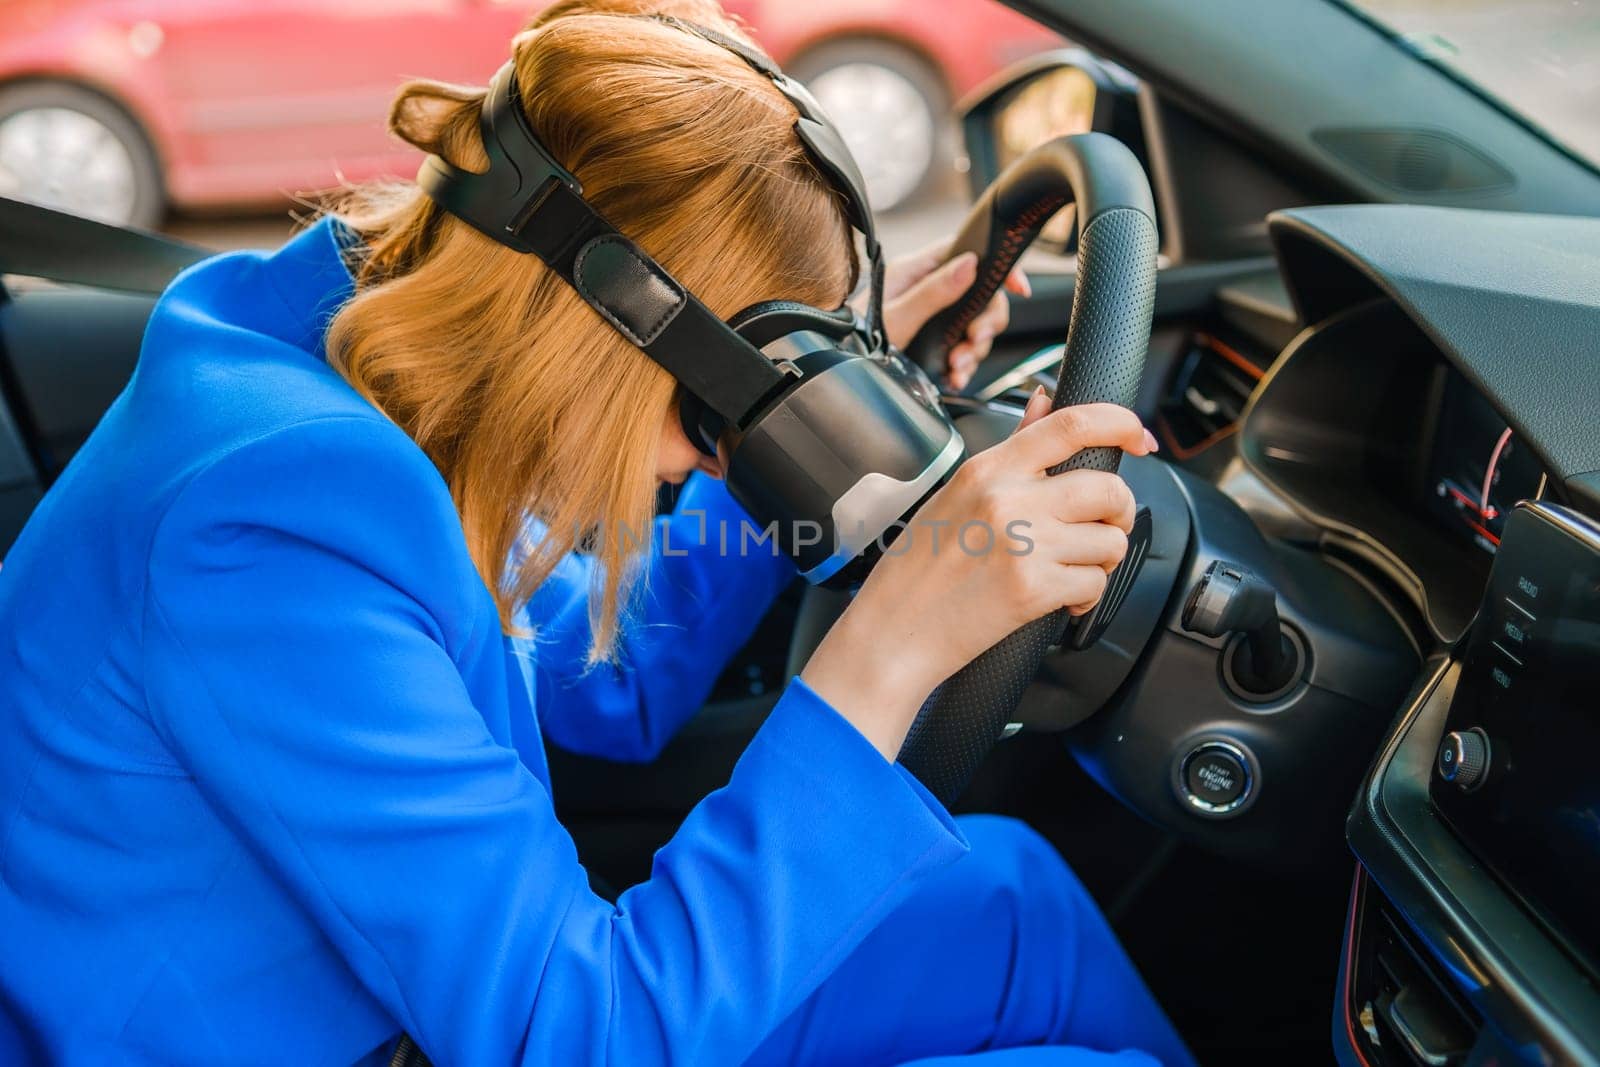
[1266,205,1600,512]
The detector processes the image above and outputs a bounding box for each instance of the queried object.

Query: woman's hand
[801,394,1157,759]
[870,243,1031,391]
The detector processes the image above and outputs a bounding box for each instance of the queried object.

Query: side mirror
[957,49,1151,255]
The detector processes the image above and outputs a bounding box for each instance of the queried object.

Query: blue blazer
[0,219,965,1065]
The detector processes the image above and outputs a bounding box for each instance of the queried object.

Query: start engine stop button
[1174,739,1256,817]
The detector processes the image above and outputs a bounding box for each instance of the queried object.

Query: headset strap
[417,15,891,427]
[527,183,795,429]
[418,63,791,431]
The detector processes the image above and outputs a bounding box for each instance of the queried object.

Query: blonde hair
[324,0,855,657]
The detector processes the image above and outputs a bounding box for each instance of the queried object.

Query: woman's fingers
[899,242,951,293]
[1004,265,1032,298]
[970,286,1011,340]
[1014,385,1052,433]
[1043,469,1138,531]
[948,340,978,390]
[1002,403,1153,473]
[1033,516,1129,568]
[948,279,1018,386]
[1058,565,1111,616]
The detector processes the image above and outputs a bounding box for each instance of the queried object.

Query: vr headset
[416,16,963,585]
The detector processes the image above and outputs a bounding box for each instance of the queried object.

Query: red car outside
[0,0,1060,228]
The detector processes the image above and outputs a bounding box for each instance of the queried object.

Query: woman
[0,2,1192,1064]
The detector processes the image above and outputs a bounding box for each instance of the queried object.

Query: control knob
[1437,729,1490,792]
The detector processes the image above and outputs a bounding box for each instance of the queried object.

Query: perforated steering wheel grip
[896,134,1159,806]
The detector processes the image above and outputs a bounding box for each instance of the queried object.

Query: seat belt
[0,196,211,295]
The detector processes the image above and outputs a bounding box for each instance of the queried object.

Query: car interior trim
[1347,656,1600,1064]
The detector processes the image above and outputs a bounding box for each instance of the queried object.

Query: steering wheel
[890,132,1159,805]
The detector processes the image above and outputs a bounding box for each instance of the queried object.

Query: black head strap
[415,18,888,442]
[418,61,789,435]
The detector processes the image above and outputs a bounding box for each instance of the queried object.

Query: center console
[1431,504,1600,982]
[1339,502,1600,1067]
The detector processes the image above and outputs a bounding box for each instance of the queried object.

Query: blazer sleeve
[528,472,797,762]
[141,418,966,1067]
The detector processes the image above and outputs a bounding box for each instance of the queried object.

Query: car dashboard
[1239,298,1545,640]
[1247,205,1600,1066]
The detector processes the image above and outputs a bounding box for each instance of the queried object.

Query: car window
[0,0,1062,257]
[1337,0,1600,170]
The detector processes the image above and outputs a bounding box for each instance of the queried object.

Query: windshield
[1340,0,1600,169]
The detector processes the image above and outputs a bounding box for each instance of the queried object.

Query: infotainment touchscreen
[1432,503,1600,976]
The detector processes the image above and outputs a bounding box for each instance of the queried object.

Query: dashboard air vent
[1156,332,1264,460]
[1351,890,1482,1067]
